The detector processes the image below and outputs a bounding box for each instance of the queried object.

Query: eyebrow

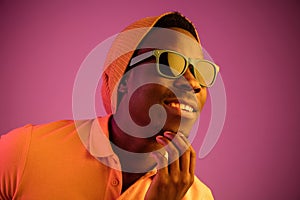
[134,48,155,56]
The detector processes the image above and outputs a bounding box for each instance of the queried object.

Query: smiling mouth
[163,97,199,119]
[168,102,194,112]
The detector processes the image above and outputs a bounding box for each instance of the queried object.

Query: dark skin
[110,27,207,199]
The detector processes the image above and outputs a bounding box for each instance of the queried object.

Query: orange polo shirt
[0,116,214,200]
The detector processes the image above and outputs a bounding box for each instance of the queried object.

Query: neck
[109,115,158,173]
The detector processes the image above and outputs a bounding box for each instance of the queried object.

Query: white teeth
[169,102,194,112]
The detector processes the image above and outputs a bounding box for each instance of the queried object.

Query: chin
[161,115,197,137]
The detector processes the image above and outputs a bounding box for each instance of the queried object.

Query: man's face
[118,27,207,151]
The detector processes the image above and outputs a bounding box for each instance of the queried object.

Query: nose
[173,66,202,93]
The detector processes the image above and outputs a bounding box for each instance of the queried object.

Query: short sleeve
[0,125,32,200]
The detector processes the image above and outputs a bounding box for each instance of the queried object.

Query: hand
[145,131,196,200]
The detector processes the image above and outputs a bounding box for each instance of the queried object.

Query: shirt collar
[89,115,115,158]
[76,115,115,158]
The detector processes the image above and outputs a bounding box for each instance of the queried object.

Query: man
[0,12,219,199]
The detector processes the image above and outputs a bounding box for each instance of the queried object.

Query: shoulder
[32,119,75,134]
[0,124,33,161]
[0,119,77,167]
[0,119,74,155]
[0,124,33,199]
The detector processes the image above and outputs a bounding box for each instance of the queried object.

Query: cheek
[128,85,165,125]
[129,84,163,103]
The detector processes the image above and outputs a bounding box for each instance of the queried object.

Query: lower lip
[163,104,197,119]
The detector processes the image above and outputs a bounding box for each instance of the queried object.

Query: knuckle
[184,147,191,154]
[190,147,196,155]
[160,176,169,185]
[172,176,180,184]
[190,175,194,184]
[189,148,196,159]
[171,172,180,183]
[181,174,194,186]
[181,176,190,185]
[157,173,169,185]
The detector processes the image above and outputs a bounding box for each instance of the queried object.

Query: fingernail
[156,136,166,144]
[164,131,174,139]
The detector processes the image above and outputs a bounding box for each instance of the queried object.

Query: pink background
[1,0,299,199]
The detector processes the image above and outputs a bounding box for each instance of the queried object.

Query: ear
[118,73,130,93]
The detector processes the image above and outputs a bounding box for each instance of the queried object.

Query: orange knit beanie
[101,12,200,114]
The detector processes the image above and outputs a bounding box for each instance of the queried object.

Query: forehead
[138,27,203,58]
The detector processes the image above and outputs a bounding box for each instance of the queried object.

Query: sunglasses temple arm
[129,51,154,66]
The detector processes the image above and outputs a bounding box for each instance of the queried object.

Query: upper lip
[163,97,199,113]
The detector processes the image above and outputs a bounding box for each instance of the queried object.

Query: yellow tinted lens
[194,61,215,86]
[159,52,186,77]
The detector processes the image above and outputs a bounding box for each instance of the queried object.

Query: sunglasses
[129,49,220,87]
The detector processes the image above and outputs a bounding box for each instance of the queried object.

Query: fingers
[156,135,180,172]
[155,131,195,174]
[167,132,193,174]
[189,147,196,174]
[164,132,189,153]
[150,150,168,174]
[148,132,195,200]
